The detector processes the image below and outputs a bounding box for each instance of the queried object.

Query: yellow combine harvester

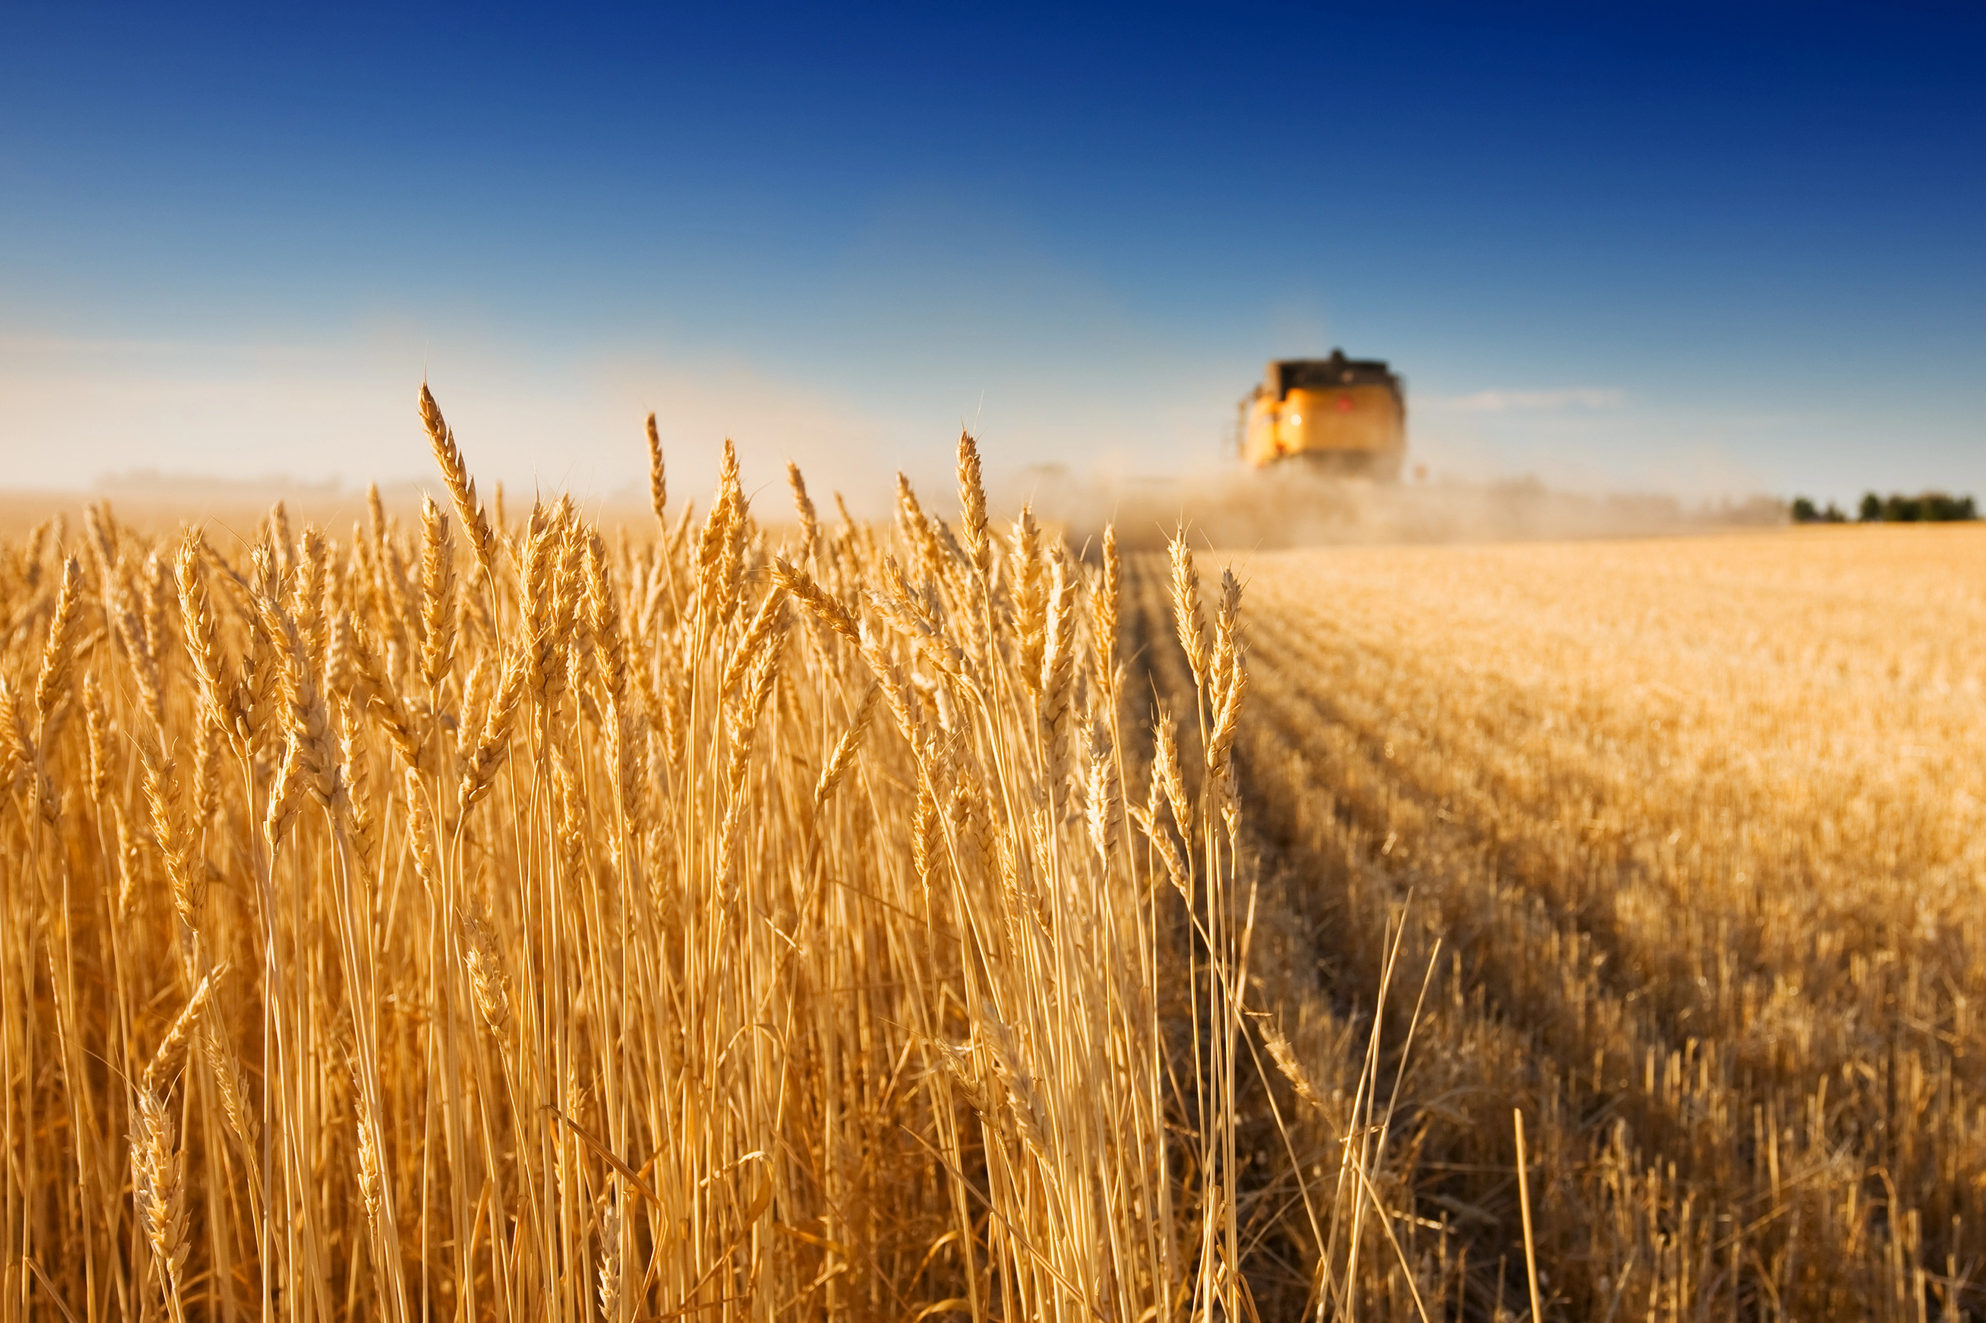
[1240,349,1406,478]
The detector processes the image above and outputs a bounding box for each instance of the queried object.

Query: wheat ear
[815,684,881,812]
[418,383,497,576]
[33,555,83,737]
[787,461,821,563]
[419,495,457,693]
[645,412,667,532]
[1168,530,1209,684]
[771,557,862,645]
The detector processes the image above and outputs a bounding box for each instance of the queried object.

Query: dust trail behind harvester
[1018,348,1780,551]
[1011,464,1784,553]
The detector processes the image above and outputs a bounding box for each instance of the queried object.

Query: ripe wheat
[0,390,1280,1322]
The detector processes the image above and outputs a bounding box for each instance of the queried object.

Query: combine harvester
[1240,349,1407,479]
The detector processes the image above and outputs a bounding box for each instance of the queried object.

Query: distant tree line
[1790,492,1977,524]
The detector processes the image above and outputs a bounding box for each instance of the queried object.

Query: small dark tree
[1919,492,1975,521]
[1847,491,1976,522]
[1791,496,1818,523]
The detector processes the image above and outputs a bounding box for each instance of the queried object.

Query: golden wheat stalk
[419,382,498,575]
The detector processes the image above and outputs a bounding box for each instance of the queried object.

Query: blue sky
[2,1,1981,506]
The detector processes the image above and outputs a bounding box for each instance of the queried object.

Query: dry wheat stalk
[788,460,821,564]
[772,556,861,645]
[130,1084,190,1322]
[1167,531,1208,685]
[33,554,83,736]
[419,495,457,693]
[815,684,880,812]
[459,648,527,810]
[419,383,498,575]
[645,412,668,532]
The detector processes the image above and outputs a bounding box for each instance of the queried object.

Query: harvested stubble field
[1120,525,1986,1320]
[1,392,1979,1323]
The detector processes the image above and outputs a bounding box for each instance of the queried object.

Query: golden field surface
[1120,525,1986,1320]
[1,397,1981,1323]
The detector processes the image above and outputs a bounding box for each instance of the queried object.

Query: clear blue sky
[3,1,1981,506]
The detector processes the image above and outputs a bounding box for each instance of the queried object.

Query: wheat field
[0,390,1263,1322]
[1,395,1980,1320]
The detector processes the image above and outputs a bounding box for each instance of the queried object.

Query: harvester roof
[1267,350,1402,402]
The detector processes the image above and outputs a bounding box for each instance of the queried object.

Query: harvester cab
[1240,350,1406,478]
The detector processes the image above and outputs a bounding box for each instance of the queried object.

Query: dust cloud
[1002,464,1785,553]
